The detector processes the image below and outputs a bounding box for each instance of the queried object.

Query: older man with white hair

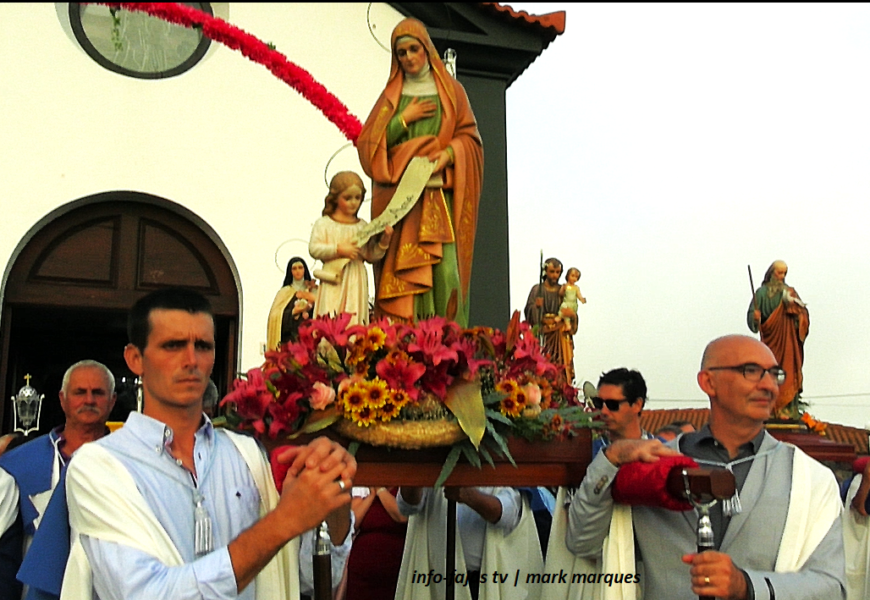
[0,360,116,600]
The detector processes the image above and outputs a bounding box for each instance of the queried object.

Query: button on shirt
[80,413,262,600]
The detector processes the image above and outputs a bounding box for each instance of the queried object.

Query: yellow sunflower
[352,406,377,427]
[364,378,389,408]
[390,388,411,409]
[365,327,387,351]
[500,395,523,418]
[341,384,367,413]
[496,379,519,396]
[379,400,401,422]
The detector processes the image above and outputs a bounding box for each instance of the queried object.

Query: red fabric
[270,445,295,493]
[612,455,699,511]
[345,489,408,600]
[854,456,870,474]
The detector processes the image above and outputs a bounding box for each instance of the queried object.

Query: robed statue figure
[747,260,810,417]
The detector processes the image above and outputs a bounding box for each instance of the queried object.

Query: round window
[69,3,212,79]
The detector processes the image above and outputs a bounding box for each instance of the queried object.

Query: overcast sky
[503,3,870,428]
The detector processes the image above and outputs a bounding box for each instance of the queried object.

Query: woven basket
[333,417,466,449]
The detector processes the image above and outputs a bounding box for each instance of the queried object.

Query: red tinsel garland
[92,2,363,143]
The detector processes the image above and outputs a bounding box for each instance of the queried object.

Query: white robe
[556,443,841,600]
[394,490,543,600]
[843,475,870,600]
[61,430,298,600]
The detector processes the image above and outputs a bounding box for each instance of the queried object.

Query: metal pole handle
[313,522,332,600]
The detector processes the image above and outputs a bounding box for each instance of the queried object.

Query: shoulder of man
[0,433,54,483]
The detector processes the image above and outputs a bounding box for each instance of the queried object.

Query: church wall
[0,2,406,372]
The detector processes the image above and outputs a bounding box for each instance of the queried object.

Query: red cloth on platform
[270,444,294,493]
[612,455,699,511]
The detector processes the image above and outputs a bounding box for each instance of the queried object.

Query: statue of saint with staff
[747,260,810,419]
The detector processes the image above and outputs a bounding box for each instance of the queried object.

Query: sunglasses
[590,397,633,411]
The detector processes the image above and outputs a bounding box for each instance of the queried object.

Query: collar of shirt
[682,424,765,462]
[122,412,215,456]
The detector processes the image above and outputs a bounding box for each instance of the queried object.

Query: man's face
[545,264,562,286]
[60,366,116,429]
[699,337,779,425]
[772,264,787,282]
[597,383,642,440]
[124,309,215,412]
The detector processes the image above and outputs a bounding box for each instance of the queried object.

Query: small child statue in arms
[558,267,586,332]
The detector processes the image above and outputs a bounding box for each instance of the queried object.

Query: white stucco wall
[0,2,405,371]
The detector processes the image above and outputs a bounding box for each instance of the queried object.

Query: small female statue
[266,256,317,349]
[308,171,393,326]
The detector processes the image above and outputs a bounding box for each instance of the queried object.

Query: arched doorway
[0,193,240,436]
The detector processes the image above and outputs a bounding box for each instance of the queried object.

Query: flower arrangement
[221,311,594,484]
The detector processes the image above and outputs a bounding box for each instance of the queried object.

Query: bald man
[565,334,844,600]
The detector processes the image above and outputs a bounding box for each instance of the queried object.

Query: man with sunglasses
[590,368,655,457]
[562,334,844,600]
[540,369,655,600]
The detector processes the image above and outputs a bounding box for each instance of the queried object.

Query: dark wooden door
[0,194,239,435]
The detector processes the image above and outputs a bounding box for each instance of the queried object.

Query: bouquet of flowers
[221,311,594,483]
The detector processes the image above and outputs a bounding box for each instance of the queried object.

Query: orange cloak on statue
[357,18,483,326]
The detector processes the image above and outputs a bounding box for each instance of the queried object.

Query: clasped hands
[274,437,356,533]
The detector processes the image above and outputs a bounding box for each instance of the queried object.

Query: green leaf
[286,406,340,438]
[316,338,343,373]
[485,408,512,426]
[460,441,481,469]
[348,441,360,456]
[486,423,516,467]
[435,445,463,487]
[477,443,494,468]
[483,390,505,406]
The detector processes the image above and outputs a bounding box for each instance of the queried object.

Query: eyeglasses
[706,363,786,385]
[590,397,633,411]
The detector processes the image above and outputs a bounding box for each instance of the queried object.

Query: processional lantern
[443,48,457,77]
[11,374,44,435]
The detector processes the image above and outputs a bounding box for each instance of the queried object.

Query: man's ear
[124,343,143,376]
[697,370,715,397]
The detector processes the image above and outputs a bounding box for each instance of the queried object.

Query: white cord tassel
[194,493,213,557]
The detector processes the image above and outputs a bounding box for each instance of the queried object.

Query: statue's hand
[428,149,451,173]
[337,243,360,260]
[402,97,437,125]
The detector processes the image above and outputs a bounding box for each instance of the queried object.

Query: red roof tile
[479,3,566,38]
[641,408,869,456]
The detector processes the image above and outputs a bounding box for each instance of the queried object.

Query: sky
[502,3,870,429]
